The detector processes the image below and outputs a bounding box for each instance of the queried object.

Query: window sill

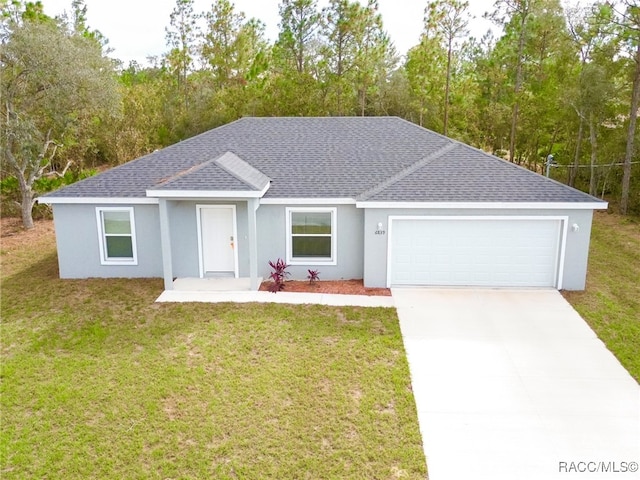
[288,259,337,266]
[100,260,138,266]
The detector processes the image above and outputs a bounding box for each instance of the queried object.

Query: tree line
[1,0,639,228]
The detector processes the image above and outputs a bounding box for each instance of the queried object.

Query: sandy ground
[1,218,55,252]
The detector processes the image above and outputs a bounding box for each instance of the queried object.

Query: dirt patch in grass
[1,219,57,279]
[591,209,639,240]
[260,279,391,296]
[1,218,55,251]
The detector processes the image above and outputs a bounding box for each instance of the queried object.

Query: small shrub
[34,169,98,193]
[268,281,285,293]
[267,258,290,293]
[0,176,19,196]
[307,269,320,283]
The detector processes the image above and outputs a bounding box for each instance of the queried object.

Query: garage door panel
[395,253,411,263]
[390,218,561,287]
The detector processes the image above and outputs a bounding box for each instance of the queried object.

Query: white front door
[197,205,238,277]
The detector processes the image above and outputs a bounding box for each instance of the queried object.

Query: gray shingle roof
[153,152,269,191]
[362,142,600,203]
[41,117,604,204]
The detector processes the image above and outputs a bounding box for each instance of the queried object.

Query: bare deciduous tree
[1,18,120,228]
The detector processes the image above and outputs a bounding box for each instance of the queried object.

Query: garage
[388,216,566,288]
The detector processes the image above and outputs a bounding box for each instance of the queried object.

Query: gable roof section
[40,117,606,206]
[149,151,270,196]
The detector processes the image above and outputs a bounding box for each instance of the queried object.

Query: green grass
[563,211,640,383]
[0,225,427,479]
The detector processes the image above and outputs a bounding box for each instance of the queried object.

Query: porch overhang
[146,182,270,200]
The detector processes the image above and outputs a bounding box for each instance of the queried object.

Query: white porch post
[158,198,174,290]
[247,198,259,291]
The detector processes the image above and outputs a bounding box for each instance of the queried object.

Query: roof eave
[355,201,609,210]
[260,197,356,205]
[38,196,159,205]
[146,182,270,199]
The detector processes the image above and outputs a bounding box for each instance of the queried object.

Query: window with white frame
[96,207,138,265]
[286,207,337,265]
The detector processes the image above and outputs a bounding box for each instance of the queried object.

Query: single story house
[39,117,607,291]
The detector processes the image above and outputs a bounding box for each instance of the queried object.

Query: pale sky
[42,0,497,66]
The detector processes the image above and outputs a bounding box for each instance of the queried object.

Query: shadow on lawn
[3,250,59,280]
[2,251,60,295]
[2,248,398,358]
[2,250,163,315]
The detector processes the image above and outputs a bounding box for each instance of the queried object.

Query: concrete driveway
[393,288,640,480]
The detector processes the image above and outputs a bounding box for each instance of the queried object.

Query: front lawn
[0,221,427,479]
[563,211,640,383]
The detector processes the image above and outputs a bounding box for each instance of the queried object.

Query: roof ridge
[214,151,270,190]
[357,141,458,201]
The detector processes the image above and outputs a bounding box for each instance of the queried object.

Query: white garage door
[389,217,563,287]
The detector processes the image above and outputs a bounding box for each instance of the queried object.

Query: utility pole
[545,154,556,177]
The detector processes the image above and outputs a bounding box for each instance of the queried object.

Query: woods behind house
[1,0,639,228]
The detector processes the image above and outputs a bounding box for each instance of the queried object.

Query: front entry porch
[156,197,261,291]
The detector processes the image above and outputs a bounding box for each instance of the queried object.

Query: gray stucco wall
[52,201,595,291]
[256,204,364,281]
[363,208,595,290]
[52,201,362,282]
[52,203,162,278]
[167,200,249,277]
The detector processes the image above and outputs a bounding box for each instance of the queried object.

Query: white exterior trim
[385,215,569,289]
[261,198,356,205]
[39,197,158,205]
[285,207,338,266]
[95,207,138,266]
[195,204,239,278]
[158,199,174,290]
[557,218,569,290]
[357,201,607,210]
[41,197,606,211]
[147,183,269,199]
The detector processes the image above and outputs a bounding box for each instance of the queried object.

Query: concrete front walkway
[393,288,640,480]
[157,277,394,307]
[156,289,395,307]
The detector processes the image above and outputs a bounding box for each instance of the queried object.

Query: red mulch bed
[259,279,391,296]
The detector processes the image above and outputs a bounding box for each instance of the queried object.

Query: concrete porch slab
[172,277,262,291]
